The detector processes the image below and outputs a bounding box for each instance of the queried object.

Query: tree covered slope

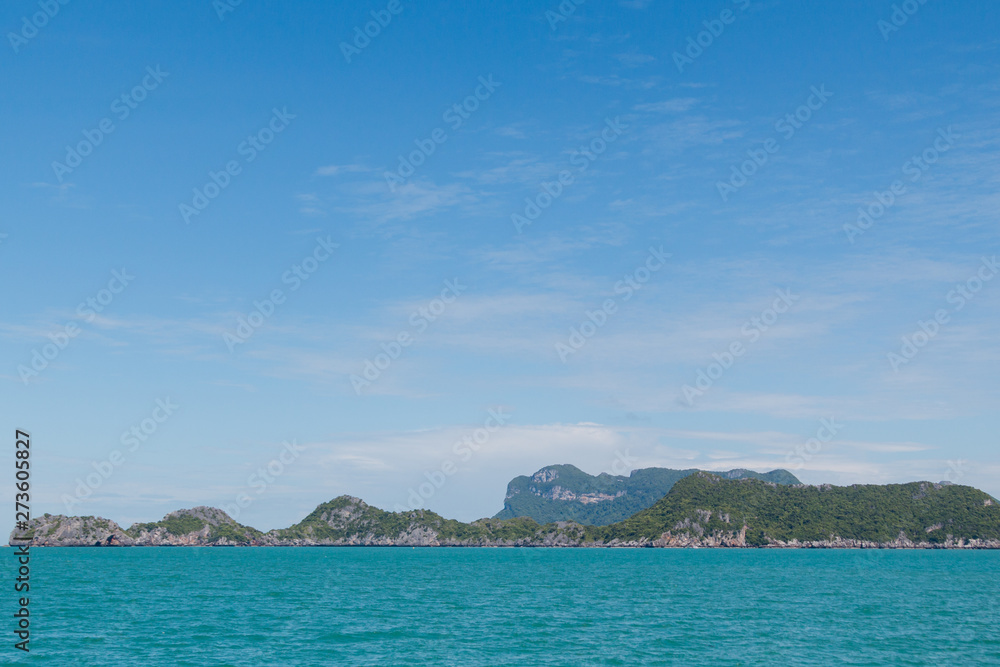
[596,473,1000,546]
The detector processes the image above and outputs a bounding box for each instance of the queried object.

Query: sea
[3,547,998,665]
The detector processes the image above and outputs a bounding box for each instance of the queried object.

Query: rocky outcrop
[534,485,626,504]
[532,468,559,483]
[10,507,261,547]
[11,514,135,547]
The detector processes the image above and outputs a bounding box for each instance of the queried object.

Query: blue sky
[2,0,999,533]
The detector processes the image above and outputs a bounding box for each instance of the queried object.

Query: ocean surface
[3,547,998,665]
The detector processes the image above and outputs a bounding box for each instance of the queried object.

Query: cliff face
[493,464,801,525]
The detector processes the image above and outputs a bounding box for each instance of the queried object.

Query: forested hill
[597,473,1000,546]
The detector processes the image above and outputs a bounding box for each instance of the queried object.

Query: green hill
[272,495,544,545]
[595,473,1000,546]
[493,464,800,525]
[125,506,263,545]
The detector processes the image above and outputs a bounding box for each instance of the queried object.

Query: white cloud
[316,164,371,176]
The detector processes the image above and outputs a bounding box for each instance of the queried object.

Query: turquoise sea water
[2,548,998,665]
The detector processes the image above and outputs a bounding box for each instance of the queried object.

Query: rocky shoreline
[14,540,1000,549]
[10,509,1000,549]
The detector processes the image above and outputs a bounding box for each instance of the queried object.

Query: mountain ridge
[11,473,999,548]
[493,464,801,525]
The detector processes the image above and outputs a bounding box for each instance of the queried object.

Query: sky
[1,0,999,534]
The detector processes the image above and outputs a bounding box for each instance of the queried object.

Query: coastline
[14,537,1000,549]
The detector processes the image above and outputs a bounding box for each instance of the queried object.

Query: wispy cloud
[633,98,699,113]
[315,163,372,176]
[614,52,656,67]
